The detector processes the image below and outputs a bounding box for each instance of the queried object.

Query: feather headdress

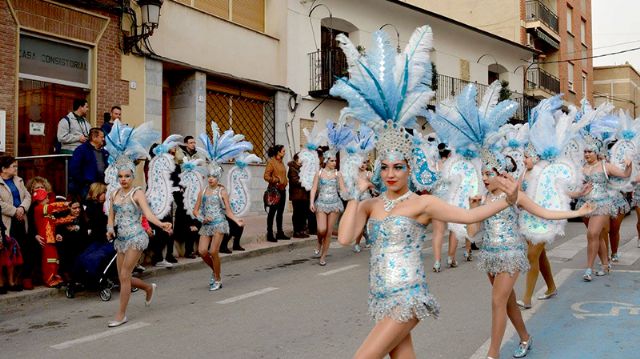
[329,25,435,163]
[427,81,519,171]
[299,123,328,191]
[528,95,579,161]
[199,121,254,177]
[325,120,355,161]
[575,99,616,154]
[105,120,160,174]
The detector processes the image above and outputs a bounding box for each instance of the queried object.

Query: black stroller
[65,241,118,301]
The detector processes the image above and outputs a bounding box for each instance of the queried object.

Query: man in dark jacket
[69,128,108,199]
[287,153,315,238]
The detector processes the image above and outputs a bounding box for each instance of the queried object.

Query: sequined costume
[478,194,530,275]
[576,164,616,217]
[113,187,149,253]
[631,185,640,208]
[315,170,344,213]
[198,187,230,236]
[366,215,439,322]
[610,190,630,215]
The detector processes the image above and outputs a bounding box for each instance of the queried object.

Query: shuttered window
[190,0,264,33]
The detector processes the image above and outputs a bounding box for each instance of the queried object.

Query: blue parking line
[501,270,640,358]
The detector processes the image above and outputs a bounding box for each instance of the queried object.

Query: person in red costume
[32,188,73,287]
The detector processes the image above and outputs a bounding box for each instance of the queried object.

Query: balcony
[308,48,348,97]
[526,68,560,98]
[525,0,560,49]
[430,74,536,123]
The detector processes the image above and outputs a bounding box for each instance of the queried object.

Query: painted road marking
[318,264,359,276]
[51,322,150,350]
[499,269,640,358]
[468,268,574,359]
[615,238,640,265]
[216,287,278,304]
[571,301,640,319]
[547,234,586,261]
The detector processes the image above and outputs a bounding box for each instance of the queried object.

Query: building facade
[593,64,640,117]
[403,0,594,106]
[1,0,534,212]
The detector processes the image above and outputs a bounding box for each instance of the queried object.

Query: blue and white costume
[315,170,344,213]
[113,187,149,253]
[367,215,439,321]
[478,194,530,275]
[577,163,617,217]
[198,187,229,236]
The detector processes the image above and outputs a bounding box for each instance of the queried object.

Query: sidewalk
[0,212,317,307]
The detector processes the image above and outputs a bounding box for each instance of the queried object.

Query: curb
[0,238,317,308]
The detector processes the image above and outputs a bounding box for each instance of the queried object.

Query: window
[582,72,588,96]
[193,0,265,33]
[567,6,573,33]
[567,34,575,54]
[582,45,588,67]
[581,19,586,44]
[568,62,575,92]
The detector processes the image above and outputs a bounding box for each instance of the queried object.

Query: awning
[534,29,560,50]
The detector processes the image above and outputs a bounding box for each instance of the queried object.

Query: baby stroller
[65,241,118,301]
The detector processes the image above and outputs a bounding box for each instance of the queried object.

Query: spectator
[0,155,31,292]
[288,153,311,238]
[56,197,89,283]
[57,98,91,154]
[0,214,24,294]
[85,182,108,244]
[263,144,289,242]
[24,176,53,289]
[176,135,207,163]
[69,128,108,199]
[101,106,121,135]
[220,215,245,253]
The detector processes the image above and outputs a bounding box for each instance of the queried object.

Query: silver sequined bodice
[112,188,148,252]
[315,175,343,213]
[366,215,439,322]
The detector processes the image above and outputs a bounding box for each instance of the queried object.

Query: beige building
[593,64,640,117]
[402,0,594,107]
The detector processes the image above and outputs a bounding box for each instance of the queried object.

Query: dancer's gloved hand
[494,173,519,205]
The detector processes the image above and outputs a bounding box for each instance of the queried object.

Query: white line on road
[547,234,586,261]
[216,287,279,304]
[615,238,640,266]
[51,322,150,350]
[318,264,359,276]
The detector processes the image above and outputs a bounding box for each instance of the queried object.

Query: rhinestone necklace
[381,191,412,212]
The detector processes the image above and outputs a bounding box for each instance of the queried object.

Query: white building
[125,0,535,213]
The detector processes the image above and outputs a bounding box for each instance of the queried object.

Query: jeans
[267,189,286,235]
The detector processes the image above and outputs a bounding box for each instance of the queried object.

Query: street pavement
[1,214,640,359]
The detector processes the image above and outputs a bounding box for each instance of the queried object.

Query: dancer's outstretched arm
[517,191,593,219]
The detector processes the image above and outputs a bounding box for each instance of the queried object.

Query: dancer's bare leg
[354,317,419,359]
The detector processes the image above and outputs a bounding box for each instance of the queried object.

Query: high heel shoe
[464,250,473,261]
[537,289,557,300]
[433,261,441,272]
[583,268,592,282]
[595,265,610,276]
[447,256,458,268]
[516,300,532,310]
[145,283,156,307]
[513,335,533,358]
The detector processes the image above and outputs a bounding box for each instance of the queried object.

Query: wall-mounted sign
[0,110,5,152]
[29,122,45,136]
[19,34,90,88]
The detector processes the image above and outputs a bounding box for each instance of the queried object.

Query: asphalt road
[2,215,640,359]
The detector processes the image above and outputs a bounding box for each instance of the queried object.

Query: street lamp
[122,0,164,54]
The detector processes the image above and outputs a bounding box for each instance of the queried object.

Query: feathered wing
[608,140,635,191]
[179,163,206,219]
[341,152,364,200]
[299,150,319,191]
[443,156,483,240]
[103,165,120,215]
[411,136,438,191]
[478,80,502,121]
[520,161,577,244]
[228,153,262,216]
[145,154,179,218]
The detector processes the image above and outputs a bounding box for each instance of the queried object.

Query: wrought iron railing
[525,0,559,34]
[526,67,561,94]
[205,90,275,160]
[430,74,538,123]
[308,47,348,95]
[16,154,71,196]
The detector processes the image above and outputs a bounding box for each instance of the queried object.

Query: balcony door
[320,26,348,91]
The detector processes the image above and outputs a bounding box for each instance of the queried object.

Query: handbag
[263,186,281,209]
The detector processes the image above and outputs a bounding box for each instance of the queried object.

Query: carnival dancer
[429,83,593,359]
[104,120,172,328]
[514,96,588,309]
[331,25,520,359]
[309,120,353,266]
[574,102,631,281]
[191,122,249,290]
